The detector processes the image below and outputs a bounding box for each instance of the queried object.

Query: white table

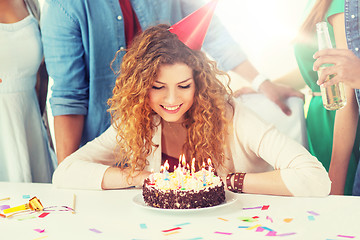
[0,182,359,240]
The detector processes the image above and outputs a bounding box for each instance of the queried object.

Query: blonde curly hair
[108,24,234,175]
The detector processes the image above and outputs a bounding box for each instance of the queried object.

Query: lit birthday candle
[191,158,195,175]
[164,160,170,180]
[207,158,213,175]
[202,162,206,186]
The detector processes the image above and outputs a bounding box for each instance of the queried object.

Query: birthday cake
[142,165,225,209]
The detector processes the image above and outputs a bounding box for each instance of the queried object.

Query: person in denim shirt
[313,0,360,195]
[41,0,303,164]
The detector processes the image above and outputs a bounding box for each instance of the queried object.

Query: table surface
[0,182,359,240]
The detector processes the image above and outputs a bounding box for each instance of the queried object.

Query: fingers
[274,99,292,116]
[313,48,349,59]
[233,87,256,97]
[315,65,339,87]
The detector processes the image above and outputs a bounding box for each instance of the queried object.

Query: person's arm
[54,115,84,164]
[232,62,304,116]
[52,125,151,189]
[41,2,89,164]
[330,87,358,194]
[232,102,331,196]
[327,12,358,195]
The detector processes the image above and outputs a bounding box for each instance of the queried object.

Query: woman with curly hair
[52,24,331,197]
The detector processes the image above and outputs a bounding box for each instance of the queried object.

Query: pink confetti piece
[34,229,45,233]
[261,205,270,210]
[89,228,102,233]
[337,235,355,238]
[307,210,319,216]
[266,216,273,223]
[38,212,50,218]
[266,231,277,236]
[256,227,264,232]
[0,205,10,211]
[214,231,232,235]
[162,227,181,233]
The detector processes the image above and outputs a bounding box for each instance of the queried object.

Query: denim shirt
[41,0,246,146]
[345,0,360,104]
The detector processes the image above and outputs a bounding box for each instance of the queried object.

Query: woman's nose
[164,88,177,104]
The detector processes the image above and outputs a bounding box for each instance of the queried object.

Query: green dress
[293,0,359,195]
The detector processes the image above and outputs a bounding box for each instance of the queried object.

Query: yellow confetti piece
[218,217,229,221]
[246,224,261,230]
[33,236,48,240]
[163,231,180,236]
[284,218,293,223]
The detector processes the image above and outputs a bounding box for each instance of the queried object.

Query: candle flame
[181,154,186,168]
[164,160,169,171]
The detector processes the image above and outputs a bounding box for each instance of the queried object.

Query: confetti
[162,227,181,232]
[262,226,275,231]
[337,235,355,238]
[38,213,50,218]
[32,236,48,240]
[283,218,293,223]
[23,195,31,199]
[246,224,261,230]
[238,226,250,228]
[34,229,45,233]
[163,231,180,236]
[308,215,315,221]
[266,231,277,236]
[0,205,10,211]
[307,211,319,216]
[175,222,191,227]
[277,232,297,237]
[238,216,258,222]
[243,206,262,210]
[261,205,270,210]
[183,238,203,240]
[89,228,102,233]
[218,217,229,221]
[266,216,273,223]
[256,227,264,232]
[0,197,10,202]
[139,223,147,229]
[214,231,232,235]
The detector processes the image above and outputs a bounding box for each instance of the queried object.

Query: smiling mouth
[161,104,182,111]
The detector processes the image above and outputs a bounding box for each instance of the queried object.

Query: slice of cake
[142,166,225,209]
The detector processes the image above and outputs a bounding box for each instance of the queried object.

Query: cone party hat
[169,0,219,50]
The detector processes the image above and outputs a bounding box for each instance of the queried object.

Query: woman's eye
[152,86,164,90]
[179,84,191,89]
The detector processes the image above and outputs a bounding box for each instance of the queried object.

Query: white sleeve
[52,125,119,190]
[233,100,331,197]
